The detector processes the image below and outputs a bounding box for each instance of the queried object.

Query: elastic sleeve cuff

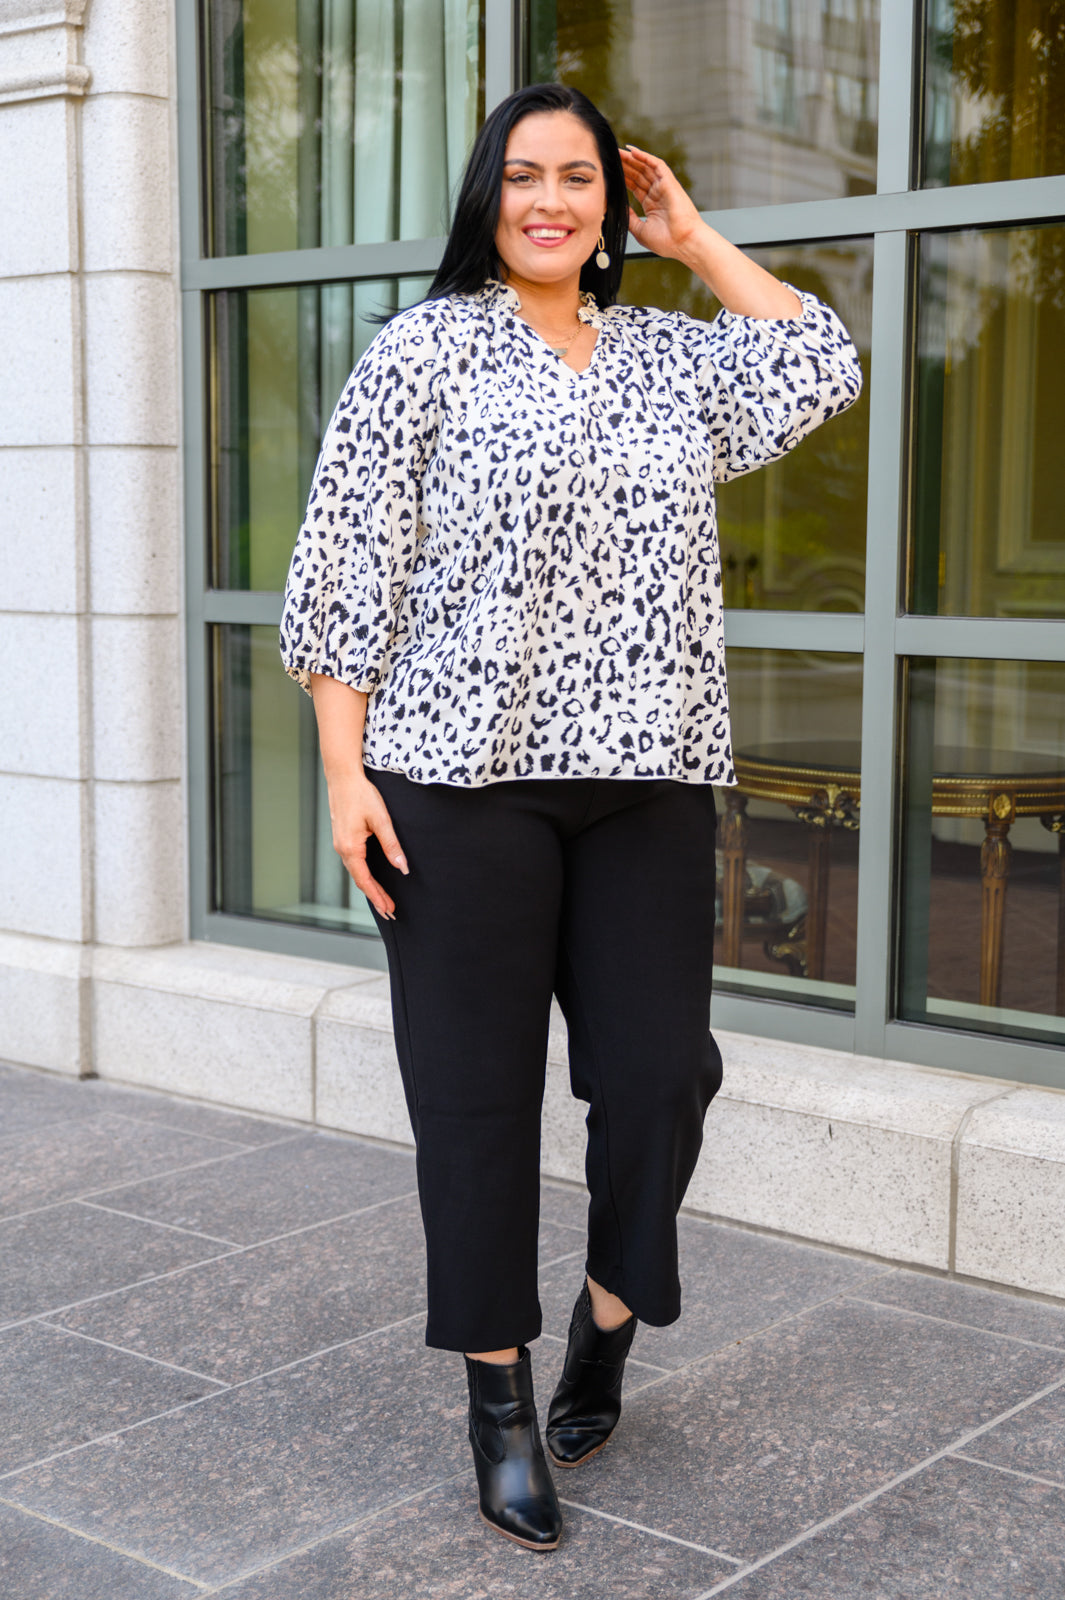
[712,287,853,358]
[714,283,810,331]
[281,656,381,697]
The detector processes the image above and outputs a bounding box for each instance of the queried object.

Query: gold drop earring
[595,230,611,270]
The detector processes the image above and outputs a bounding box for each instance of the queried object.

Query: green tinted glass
[213,624,378,935]
[203,0,485,256]
[715,647,863,1010]
[528,0,879,209]
[898,658,1065,1045]
[911,226,1065,619]
[922,0,1065,188]
[622,243,872,612]
[208,276,431,591]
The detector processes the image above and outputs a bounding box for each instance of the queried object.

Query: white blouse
[280,280,862,787]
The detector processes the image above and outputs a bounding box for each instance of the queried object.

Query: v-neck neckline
[481,280,605,384]
[543,326,601,379]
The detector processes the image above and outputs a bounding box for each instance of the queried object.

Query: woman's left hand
[620,144,706,263]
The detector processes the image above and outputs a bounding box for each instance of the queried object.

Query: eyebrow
[502,158,599,172]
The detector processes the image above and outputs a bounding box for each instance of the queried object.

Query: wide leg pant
[365,771,722,1353]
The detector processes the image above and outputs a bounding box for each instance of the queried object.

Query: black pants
[365,771,722,1353]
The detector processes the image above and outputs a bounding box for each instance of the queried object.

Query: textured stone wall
[0,0,183,1074]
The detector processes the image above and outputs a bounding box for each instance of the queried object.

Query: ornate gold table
[720,740,1065,1011]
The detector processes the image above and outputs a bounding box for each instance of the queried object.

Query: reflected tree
[928,0,1065,195]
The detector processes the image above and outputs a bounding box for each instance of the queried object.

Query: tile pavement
[1,1060,1064,1598]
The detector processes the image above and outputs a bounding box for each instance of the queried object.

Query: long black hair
[428,84,628,308]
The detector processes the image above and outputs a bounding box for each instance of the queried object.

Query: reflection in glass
[714,648,863,1009]
[923,0,1065,188]
[209,276,431,591]
[203,0,485,256]
[898,658,1065,1045]
[213,624,378,936]
[528,0,879,210]
[912,225,1065,619]
[628,241,872,613]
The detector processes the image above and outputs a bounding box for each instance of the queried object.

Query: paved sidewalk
[2,1061,1065,1598]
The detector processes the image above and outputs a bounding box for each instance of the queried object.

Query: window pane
[898,658,1065,1046]
[623,241,872,613]
[203,0,485,256]
[213,624,379,935]
[715,647,863,1010]
[209,276,431,591]
[922,0,1065,188]
[528,0,879,210]
[911,226,1065,619]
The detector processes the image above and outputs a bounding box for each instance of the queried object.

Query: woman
[281,83,861,1552]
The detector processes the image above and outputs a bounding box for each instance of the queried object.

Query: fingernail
[391,853,409,875]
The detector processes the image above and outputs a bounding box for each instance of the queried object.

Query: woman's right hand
[326,771,409,922]
[308,674,409,921]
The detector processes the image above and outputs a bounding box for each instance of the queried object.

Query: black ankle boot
[465,1347,562,1551]
[546,1282,637,1467]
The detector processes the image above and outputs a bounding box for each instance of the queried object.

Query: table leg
[1058,833,1065,1018]
[805,825,832,982]
[1039,813,1065,1016]
[720,791,749,969]
[790,785,858,985]
[979,796,1014,1009]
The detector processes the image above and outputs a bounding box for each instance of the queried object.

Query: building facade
[3,0,1065,1296]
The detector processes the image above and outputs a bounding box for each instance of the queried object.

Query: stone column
[0,0,183,1076]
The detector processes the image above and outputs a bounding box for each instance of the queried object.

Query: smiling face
[494,111,608,292]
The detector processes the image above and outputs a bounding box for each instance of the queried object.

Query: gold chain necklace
[522,315,584,358]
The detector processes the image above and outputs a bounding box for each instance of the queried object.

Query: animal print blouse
[280,280,862,787]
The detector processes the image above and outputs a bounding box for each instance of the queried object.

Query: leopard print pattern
[280,281,862,786]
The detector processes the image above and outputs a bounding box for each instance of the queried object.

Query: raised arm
[621,143,801,319]
[621,142,862,482]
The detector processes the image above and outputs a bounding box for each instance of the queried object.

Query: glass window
[911,225,1065,619]
[208,276,431,591]
[203,0,485,256]
[898,657,1065,1045]
[715,648,863,1010]
[213,624,378,935]
[527,0,879,210]
[621,242,872,612]
[922,0,1065,188]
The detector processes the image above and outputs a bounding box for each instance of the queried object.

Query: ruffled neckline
[480,279,604,328]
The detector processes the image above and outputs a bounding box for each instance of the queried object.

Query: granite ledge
[714,1029,1018,1140]
[959,1088,1065,1162]
[92,941,381,1016]
[954,1088,1065,1297]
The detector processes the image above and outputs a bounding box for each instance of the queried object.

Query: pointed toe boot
[546,1282,637,1468]
[465,1347,562,1551]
